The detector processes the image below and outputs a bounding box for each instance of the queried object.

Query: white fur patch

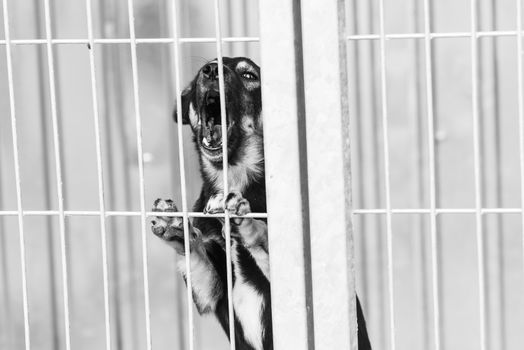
[235,61,251,71]
[202,132,264,193]
[233,282,265,350]
[188,103,199,129]
[231,241,265,350]
[205,193,224,213]
[177,252,220,313]
[237,220,270,280]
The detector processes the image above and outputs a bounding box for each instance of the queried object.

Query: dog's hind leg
[151,198,223,314]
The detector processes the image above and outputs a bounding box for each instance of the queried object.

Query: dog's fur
[151,57,371,350]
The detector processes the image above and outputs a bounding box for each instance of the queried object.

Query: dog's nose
[202,63,219,80]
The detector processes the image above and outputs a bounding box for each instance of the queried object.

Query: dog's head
[174,57,262,165]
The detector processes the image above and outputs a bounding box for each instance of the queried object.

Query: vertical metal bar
[259,0,313,349]
[349,0,369,301]
[99,1,138,345]
[516,0,524,330]
[161,0,187,347]
[125,1,152,348]
[85,0,112,349]
[0,163,11,349]
[479,0,505,346]
[32,0,61,346]
[366,1,387,345]
[169,0,195,349]
[377,0,396,348]
[429,2,445,344]
[470,1,488,349]
[487,1,506,347]
[422,0,442,349]
[42,0,72,348]
[213,0,236,348]
[98,1,126,347]
[476,3,494,346]
[1,1,31,349]
[48,0,74,304]
[301,0,357,348]
[409,0,431,347]
[259,0,314,349]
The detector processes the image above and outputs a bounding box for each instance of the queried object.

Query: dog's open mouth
[200,90,232,155]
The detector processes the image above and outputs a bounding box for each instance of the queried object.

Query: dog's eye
[241,72,258,80]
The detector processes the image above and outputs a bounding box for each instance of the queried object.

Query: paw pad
[151,198,183,241]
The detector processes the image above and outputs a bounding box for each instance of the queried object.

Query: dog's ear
[173,87,192,124]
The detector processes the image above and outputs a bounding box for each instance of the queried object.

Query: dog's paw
[151,198,196,254]
[225,191,251,225]
[204,193,225,214]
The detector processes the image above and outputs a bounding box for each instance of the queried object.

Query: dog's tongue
[203,123,223,147]
[211,125,222,143]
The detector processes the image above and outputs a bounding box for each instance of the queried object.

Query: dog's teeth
[203,137,209,146]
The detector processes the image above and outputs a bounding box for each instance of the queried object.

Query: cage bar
[513,12,524,350]
[1,1,31,349]
[258,0,313,348]
[376,0,397,348]
[422,0,442,348]
[42,0,73,348]
[97,1,130,346]
[300,0,358,348]
[470,1,489,349]
[5,29,524,47]
[3,208,524,216]
[85,0,112,348]
[407,0,432,347]
[125,0,153,348]
[517,0,524,293]
[0,37,259,46]
[0,211,268,218]
[212,0,237,348]
[347,31,524,40]
[169,0,196,348]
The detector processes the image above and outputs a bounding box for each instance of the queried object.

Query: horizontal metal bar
[0,36,259,46]
[0,210,268,218]
[353,208,523,214]
[347,30,523,41]
[2,31,520,46]
[0,208,520,216]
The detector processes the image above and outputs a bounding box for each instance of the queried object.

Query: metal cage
[1,0,524,349]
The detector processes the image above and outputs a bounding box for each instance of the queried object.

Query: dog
[150,57,372,350]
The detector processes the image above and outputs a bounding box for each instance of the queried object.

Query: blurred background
[0,0,258,349]
[348,0,524,350]
[0,0,523,349]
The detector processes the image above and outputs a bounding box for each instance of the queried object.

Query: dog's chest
[204,162,255,193]
[201,137,263,193]
[233,281,264,350]
[217,165,251,192]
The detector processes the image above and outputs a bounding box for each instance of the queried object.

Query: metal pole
[259,0,314,349]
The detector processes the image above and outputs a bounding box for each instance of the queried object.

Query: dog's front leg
[226,192,271,350]
[151,198,223,314]
[224,192,269,280]
[205,192,269,280]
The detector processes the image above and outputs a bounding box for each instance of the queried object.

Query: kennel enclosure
[1,0,524,349]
